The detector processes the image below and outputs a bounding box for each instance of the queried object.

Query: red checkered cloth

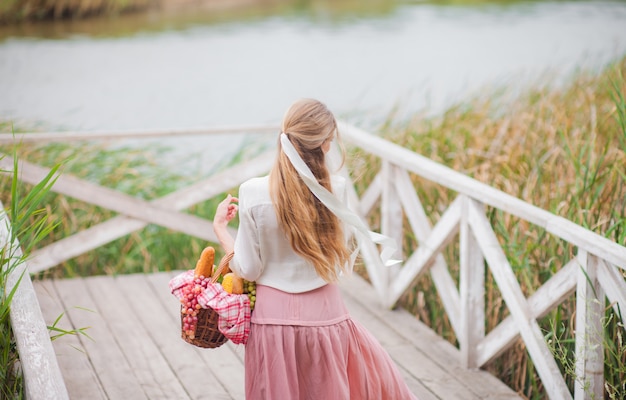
[169,270,251,345]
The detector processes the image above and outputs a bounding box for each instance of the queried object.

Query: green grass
[1,146,59,399]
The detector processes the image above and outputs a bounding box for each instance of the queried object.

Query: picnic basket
[181,251,234,348]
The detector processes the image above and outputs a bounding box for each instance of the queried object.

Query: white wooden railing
[337,122,626,400]
[1,122,625,400]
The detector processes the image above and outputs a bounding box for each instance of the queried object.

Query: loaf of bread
[194,246,215,278]
[222,272,244,294]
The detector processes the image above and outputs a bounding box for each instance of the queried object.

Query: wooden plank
[393,168,429,239]
[33,279,106,399]
[547,217,626,271]
[144,271,245,399]
[387,196,462,308]
[596,259,626,319]
[395,168,461,337]
[574,253,604,400]
[357,171,382,216]
[52,277,149,399]
[468,201,572,399]
[338,121,626,270]
[340,273,522,399]
[0,206,69,400]
[83,275,190,400]
[27,151,274,273]
[459,197,485,368]
[401,376,440,400]
[476,259,577,367]
[0,124,278,143]
[355,227,389,301]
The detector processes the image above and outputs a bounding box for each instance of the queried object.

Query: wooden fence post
[381,161,403,282]
[459,196,485,368]
[574,251,605,400]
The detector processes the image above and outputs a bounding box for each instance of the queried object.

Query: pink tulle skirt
[245,284,417,400]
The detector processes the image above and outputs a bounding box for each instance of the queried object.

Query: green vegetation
[348,57,626,398]
[0,148,59,398]
[1,54,624,399]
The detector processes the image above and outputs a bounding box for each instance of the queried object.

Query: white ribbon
[280,133,401,267]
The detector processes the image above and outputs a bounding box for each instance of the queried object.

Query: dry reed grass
[348,57,626,398]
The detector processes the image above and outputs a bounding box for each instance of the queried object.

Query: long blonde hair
[269,99,351,282]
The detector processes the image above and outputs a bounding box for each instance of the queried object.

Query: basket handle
[211,251,234,283]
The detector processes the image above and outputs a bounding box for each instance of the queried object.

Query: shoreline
[0,0,282,24]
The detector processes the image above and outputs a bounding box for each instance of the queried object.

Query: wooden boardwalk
[33,271,521,400]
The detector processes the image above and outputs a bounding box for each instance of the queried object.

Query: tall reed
[348,57,626,398]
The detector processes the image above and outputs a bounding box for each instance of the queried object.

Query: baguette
[194,246,215,278]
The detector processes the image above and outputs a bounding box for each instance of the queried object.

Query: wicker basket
[180,252,234,349]
[181,307,228,348]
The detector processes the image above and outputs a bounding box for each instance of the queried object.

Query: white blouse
[229,174,347,293]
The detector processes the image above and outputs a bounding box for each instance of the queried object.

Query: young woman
[213,98,417,399]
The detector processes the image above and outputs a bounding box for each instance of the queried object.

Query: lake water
[1,0,625,172]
